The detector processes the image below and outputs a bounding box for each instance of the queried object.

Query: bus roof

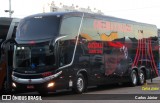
[24,11,156,28]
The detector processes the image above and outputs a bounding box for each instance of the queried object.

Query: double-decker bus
[0,17,20,94]
[12,12,159,94]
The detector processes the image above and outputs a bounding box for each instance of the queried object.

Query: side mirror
[49,36,67,52]
[49,39,55,53]
[1,39,16,51]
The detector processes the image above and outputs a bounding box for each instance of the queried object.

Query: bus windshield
[16,15,61,40]
[13,45,56,69]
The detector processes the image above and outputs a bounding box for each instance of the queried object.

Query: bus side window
[58,41,69,66]
[59,16,82,67]
[80,18,101,41]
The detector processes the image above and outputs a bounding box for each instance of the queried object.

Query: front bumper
[12,71,62,84]
[12,80,59,91]
[12,71,68,91]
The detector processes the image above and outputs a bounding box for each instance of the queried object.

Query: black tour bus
[0,17,20,94]
[12,12,159,94]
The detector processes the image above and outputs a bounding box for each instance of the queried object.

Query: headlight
[47,82,55,88]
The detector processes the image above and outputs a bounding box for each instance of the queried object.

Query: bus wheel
[73,73,86,94]
[130,70,138,86]
[138,70,145,85]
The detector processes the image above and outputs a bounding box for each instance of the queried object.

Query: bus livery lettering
[94,20,132,33]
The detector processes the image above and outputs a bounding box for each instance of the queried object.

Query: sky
[0,0,160,28]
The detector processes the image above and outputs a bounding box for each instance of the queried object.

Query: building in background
[44,1,103,15]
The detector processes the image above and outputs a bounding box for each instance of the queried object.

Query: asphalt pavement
[1,77,160,103]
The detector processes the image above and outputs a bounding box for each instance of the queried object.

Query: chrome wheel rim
[140,72,144,84]
[132,73,137,85]
[77,77,84,92]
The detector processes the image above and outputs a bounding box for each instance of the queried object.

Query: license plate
[27,85,34,89]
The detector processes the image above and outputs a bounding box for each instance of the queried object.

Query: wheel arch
[77,69,88,83]
[131,66,138,75]
[72,69,88,93]
[77,69,88,86]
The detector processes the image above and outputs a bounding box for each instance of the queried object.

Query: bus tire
[138,70,145,85]
[72,73,86,94]
[129,70,138,86]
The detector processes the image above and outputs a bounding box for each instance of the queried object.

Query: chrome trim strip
[54,36,67,44]
[12,71,62,84]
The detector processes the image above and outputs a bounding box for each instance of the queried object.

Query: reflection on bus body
[104,48,125,76]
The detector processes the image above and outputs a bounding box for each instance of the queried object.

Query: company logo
[2,95,11,100]
[1,95,42,100]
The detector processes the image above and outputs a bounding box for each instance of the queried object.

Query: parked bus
[12,12,159,94]
[0,17,20,94]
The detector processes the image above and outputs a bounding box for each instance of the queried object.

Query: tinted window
[59,16,82,67]
[16,16,61,40]
[81,18,100,41]
[60,17,81,37]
